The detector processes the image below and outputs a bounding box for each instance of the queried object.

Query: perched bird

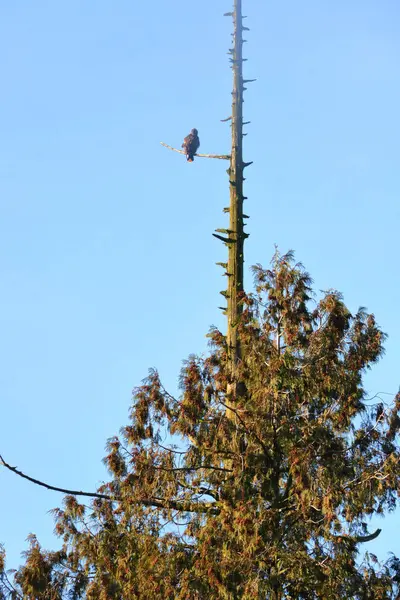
[182,128,200,162]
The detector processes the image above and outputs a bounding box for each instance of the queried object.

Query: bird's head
[191,128,198,135]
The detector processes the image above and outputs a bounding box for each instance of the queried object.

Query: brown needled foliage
[1,3,399,600]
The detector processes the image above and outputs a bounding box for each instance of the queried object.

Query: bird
[182,128,200,162]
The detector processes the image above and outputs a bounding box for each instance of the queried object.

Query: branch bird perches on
[160,142,230,160]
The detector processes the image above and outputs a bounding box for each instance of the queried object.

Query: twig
[0,571,22,599]
[155,442,188,455]
[154,465,232,473]
[160,142,230,160]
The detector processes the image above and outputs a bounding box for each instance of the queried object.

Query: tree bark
[226,0,246,402]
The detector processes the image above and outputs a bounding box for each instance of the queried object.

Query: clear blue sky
[0,0,399,571]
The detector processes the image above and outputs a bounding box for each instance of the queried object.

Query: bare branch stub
[160,142,230,160]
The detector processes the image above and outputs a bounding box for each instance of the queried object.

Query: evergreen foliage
[1,1,399,598]
[1,252,400,598]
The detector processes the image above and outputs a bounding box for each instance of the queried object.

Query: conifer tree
[1,2,400,599]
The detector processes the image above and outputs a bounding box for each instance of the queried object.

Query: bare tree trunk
[227,0,245,386]
[216,0,252,407]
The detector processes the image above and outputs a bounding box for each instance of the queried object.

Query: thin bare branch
[154,464,232,473]
[355,528,382,543]
[160,142,230,160]
[0,454,115,501]
[0,454,219,514]
[334,529,382,544]
[155,442,188,455]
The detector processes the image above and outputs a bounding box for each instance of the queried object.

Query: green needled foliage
[2,252,400,599]
[1,3,400,600]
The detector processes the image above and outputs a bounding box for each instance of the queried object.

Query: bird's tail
[187,154,194,162]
